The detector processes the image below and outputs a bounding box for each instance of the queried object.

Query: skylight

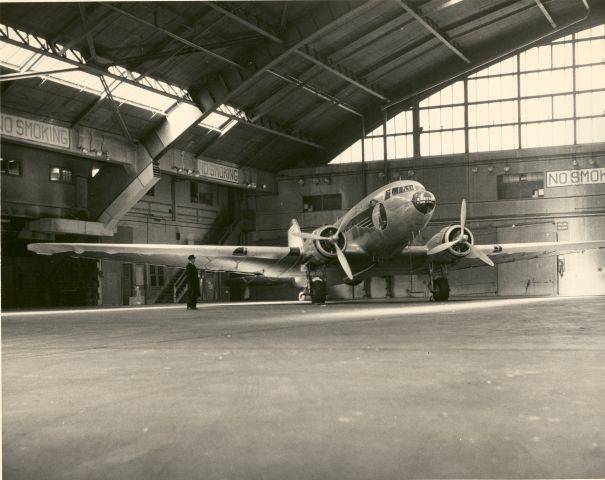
[0,24,188,116]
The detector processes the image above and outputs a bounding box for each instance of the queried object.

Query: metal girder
[267,69,361,117]
[535,0,557,28]
[395,0,471,64]
[0,68,80,81]
[78,4,97,60]
[295,46,389,102]
[216,109,323,149]
[100,76,134,144]
[100,3,244,70]
[206,2,283,44]
[192,0,380,120]
[206,1,387,102]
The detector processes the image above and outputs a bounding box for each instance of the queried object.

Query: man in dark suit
[186,254,200,310]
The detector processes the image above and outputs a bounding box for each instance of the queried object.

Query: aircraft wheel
[298,290,309,302]
[310,278,327,304]
[432,278,450,301]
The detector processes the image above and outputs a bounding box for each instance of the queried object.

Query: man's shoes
[187,307,198,310]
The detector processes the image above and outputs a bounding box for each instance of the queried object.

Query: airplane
[28,179,605,304]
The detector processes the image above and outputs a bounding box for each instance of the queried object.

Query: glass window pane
[550,68,573,94]
[521,97,552,122]
[452,81,464,103]
[453,129,466,153]
[452,105,465,128]
[553,43,573,67]
[538,45,552,70]
[553,94,574,119]
[576,64,605,91]
[50,167,60,182]
[501,125,519,150]
[577,116,605,143]
[520,72,540,96]
[441,130,453,154]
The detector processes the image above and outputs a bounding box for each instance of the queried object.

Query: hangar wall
[250,142,605,299]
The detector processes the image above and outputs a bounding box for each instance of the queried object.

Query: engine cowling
[303,225,347,264]
[427,224,475,262]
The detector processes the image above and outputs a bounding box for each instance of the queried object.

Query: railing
[172,270,188,303]
[218,217,243,245]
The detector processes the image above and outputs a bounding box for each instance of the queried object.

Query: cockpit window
[391,184,416,196]
[384,190,391,200]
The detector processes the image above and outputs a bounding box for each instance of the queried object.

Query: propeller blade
[469,244,495,267]
[460,199,467,233]
[427,240,458,256]
[335,245,354,280]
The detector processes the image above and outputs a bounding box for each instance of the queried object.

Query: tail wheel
[432,278,450,301]
[310,278,327,304]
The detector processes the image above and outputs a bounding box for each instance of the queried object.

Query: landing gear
[431,278,450,301]
[428,263,450,301]
[310,277,327,304]
[302,268,327,304]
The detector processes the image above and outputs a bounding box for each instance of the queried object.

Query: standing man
[186,254,200,310]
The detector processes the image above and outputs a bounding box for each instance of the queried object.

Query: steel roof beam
[395,0,471,64]
[216,110,323,149]
[100,76,134,144]
[206,2,388,102]
[100,3,244,70]
[534,0,557,28]
[0,68,80,81]
[267,69,361,117]
[206,2,283,44]
[191,1,379,118]
[295,46,389,102]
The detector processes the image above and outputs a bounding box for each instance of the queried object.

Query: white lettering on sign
[0,113,70,148]
[546,167,605,187]
[198,159,239,184]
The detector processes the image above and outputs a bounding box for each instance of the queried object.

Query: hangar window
[49,167,72,183]
[1,158,22,176]
[497,172,545,200]
[303,194,342,212]
[149,266,164,287]
[190,182,213,205]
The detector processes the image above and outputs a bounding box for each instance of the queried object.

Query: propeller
[427,199,494,267]
[294,228,354,280]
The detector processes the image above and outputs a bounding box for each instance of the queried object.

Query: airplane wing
[447,239,605,271]
[27,243,306,279]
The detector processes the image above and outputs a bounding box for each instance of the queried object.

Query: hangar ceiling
[1,0,603,172]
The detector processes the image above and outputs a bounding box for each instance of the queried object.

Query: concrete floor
[3,296,605,479]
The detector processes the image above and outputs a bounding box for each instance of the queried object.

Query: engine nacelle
[303,225,347,264]
[427,224,475,262]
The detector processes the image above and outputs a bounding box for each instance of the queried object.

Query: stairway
[155,269,188,304]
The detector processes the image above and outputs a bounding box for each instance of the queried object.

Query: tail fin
[288,219,304,248]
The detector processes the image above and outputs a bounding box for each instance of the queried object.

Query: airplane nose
[412,190,436,214]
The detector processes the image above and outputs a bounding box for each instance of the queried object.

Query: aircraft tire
[432,278,450,301]
[310,278,327,304]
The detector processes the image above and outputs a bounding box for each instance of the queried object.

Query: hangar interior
[1,1,605,307]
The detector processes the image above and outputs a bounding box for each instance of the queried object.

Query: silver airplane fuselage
[337,180,436,258]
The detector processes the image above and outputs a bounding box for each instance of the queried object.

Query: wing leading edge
[27,243,306,279]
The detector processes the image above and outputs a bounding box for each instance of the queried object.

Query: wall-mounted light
[297,178,305,186]
[323,177,331,184]
[407,170,414,177]
[503,166,510,173]
[377,172,385,179]
[471,167,478,174]
[571,159,578,167]
[312,178,320,185]
[589,158,596,166]
[262,184,267,190]
[487,166,494,172]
